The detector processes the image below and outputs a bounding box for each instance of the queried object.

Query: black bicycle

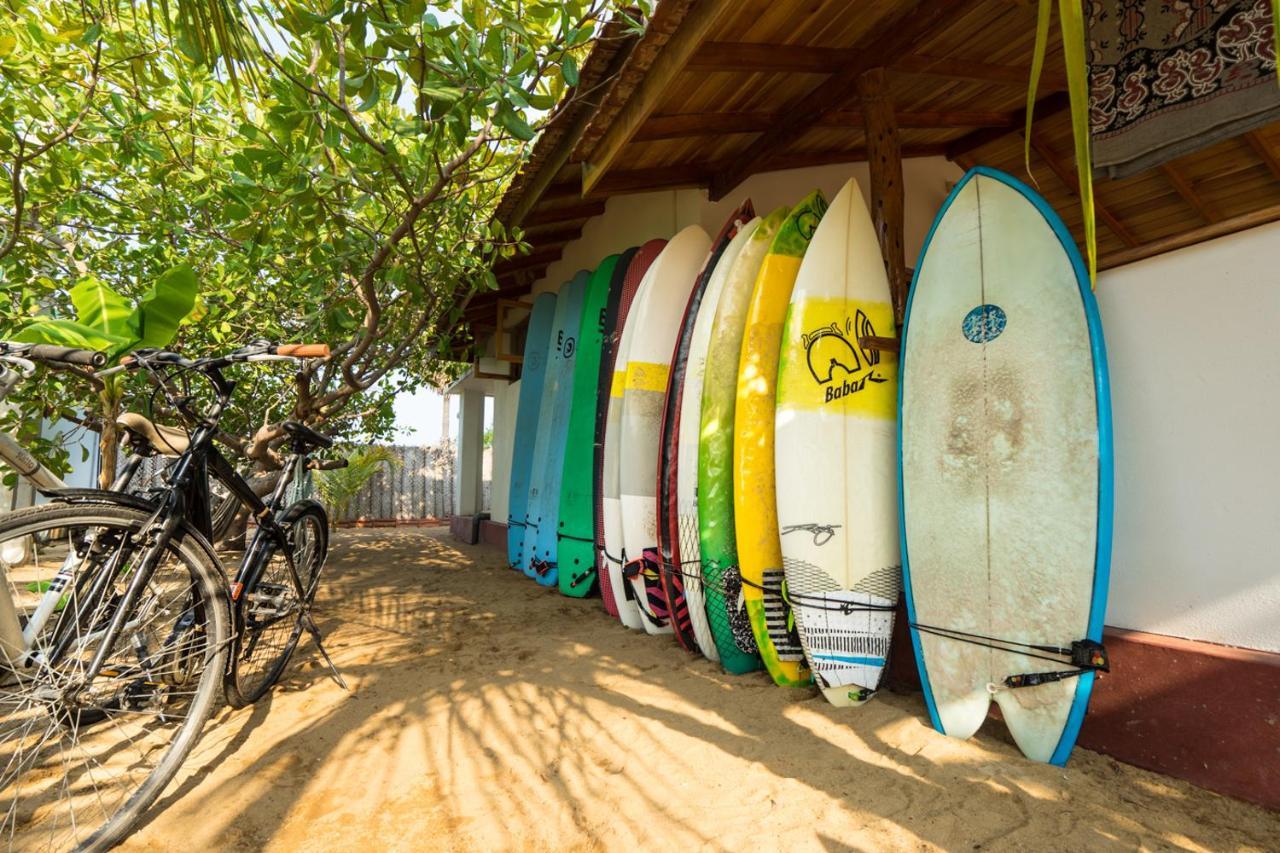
[0,341,347,851]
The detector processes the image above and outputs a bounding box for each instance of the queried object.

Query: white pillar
[455,388,485,516]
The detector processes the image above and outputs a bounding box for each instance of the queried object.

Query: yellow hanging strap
[1026,0,1097,288]
[1059,0,1096,287]
[1023,0,1053,184]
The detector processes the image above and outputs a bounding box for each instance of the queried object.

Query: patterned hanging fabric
[1086,1,1279,179]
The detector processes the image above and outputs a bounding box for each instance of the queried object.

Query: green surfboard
[557,255,624,596]
[697,205,787,674]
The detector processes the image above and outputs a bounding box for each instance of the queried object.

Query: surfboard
[735,190,826,688]
[698,206,786,675]
[657,204,753,653]
[527,270,590,585]
[557,255,624,597]
[620,224,712,635]
[776,178,899,706]
[658,204,757,659]
[602,241,666,628]
[507,292,558,570]
[900,166,1113,766]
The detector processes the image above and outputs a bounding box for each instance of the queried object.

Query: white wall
[490,155,1280,654]
[489,378,519,524]
[1098,220,1280,653]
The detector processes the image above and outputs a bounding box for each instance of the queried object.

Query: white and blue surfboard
[507,291,558,570]
[526,270,590,585]
[899,166,1113,766]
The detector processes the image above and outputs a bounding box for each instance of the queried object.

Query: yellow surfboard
[733,190,827,687]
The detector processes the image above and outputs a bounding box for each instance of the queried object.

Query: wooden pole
[858,67,908,325]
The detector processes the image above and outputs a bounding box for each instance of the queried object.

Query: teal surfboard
[507,292,558,569]
[557,255,625,596]
[526,271,590,584]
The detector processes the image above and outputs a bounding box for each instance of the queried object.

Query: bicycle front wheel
[0,502,230,851]
[225,500,329,707]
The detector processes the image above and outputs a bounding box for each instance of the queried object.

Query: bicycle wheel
[0,502,230,851]
[225,501,328,707]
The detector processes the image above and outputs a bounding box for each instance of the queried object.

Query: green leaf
[14,319,131,356]
[130,264,199,349]
[69,277,133,339]
[494,105,534,141]
[561,55,579,87]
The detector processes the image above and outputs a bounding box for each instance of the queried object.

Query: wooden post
[858,67,908,325]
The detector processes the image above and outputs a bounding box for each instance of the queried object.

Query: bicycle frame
[0,356,67,492]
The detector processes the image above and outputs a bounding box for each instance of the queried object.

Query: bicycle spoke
[0,507,225,850]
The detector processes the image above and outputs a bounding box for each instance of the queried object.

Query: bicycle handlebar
[0,342,106,367]
[276,344,330,358]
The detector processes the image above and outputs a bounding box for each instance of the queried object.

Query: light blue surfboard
[524,271,590,584]
[899,166,1112,766]
[507,292,558,570]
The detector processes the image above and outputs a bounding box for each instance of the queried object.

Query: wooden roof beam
[1026,135,1140,248]
[1102,202,1280,269]
[580,0,737,194]
[1159,163,1218,224]
[708,0,985,201]
[636,109,1016,141]
[688,42,1065,89]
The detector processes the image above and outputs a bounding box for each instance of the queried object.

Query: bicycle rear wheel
[0,502,230,851]
[225,501,328,707]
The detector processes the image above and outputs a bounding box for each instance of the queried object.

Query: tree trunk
[97,390,121,490]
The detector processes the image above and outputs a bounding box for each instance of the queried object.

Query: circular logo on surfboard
[962,304,1007,343]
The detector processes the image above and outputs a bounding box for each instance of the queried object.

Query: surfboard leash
[909,623,1111,689]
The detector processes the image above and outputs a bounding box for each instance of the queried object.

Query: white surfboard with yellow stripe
[619,225,712,635]
[775,178,900,705]
[602,322,645,630]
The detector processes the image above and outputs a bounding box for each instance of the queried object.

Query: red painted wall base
[478,518,508,549]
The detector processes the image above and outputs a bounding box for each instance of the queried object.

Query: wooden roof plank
[945,91,1069,159]
[894,53,1066,89]
[708,0,985,201]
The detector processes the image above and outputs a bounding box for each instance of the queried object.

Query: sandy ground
[124,528,1279,852]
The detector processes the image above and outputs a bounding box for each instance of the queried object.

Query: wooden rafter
[1159,163,1218,224]
[521,201,606,227]
[635,109,1016,141]
[707,0,984,201]
[1026,135,1140,248]
[493,247,564,276]
[580,0,736,194]
[1245,131,1280,182]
